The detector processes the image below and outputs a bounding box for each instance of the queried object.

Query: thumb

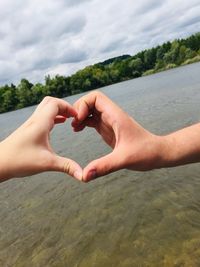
[52,155,83,181]
[82,151,122,182]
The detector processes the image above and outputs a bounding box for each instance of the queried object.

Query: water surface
[0,63,200,266]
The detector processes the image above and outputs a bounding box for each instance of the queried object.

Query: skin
[72,91,200,182]
[0,96,83,182]
[1,93,200,183]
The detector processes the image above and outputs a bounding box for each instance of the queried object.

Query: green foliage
[0,32,200,113]
[45,75,71,97]
[129,58,143,77]
[182,32,200,51]
[181,55,200,66]
[31,83,46,103]
[99,55,131,66]
[16,79,34,108]
[142,69,155,76]
[144,47,157,69]
[0,84,18,113]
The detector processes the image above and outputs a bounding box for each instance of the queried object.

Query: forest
[0,32,200,113]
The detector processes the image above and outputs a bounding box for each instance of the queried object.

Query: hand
[72,91,164,182]
[0,97,83,182]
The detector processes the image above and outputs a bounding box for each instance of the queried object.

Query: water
[0,62,200,267]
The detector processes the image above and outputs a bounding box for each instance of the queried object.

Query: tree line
[0,32,200,113]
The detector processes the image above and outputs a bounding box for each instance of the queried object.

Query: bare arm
[160,123,200,168]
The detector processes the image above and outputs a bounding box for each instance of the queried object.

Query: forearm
[159,123,200,168]
[0,141,13,181]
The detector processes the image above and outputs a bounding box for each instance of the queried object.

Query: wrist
[125,134,173,171]
[154,134,180,169]
[157,131,200,168]
[139,134,175,170]
[144,134,170,170]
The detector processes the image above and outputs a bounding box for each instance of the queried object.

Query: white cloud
[0,0,200,85]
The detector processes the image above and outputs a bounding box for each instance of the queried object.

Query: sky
[0,0,200,85]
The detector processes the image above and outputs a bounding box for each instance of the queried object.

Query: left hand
[0,96,83,182]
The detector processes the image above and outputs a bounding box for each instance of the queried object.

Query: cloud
[100,38,125,53]
[135,0,164,15]
[0,0,199,85]
[62,0,93,7]
[176,4,200,30]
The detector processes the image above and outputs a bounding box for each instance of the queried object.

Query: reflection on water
[0,63,200,266]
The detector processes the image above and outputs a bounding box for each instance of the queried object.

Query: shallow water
[0,62,200,266]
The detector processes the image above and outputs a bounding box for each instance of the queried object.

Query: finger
[52,155,83,181]
[73,91,99,122]
[54,115,67,124]
[35,96,77,119]
[72,117,97,132]
[73,124,86,132]
[71,117,81,128]
[33,97,77,130]
[73,91,121,126]
[74,98,94,122]
[82,151,123,182]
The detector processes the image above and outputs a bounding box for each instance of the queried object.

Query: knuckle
[43,96,54,104]
[73,101,80,110]
[82,98,90,110]
[63,160,72,175]
[91,90,101,97]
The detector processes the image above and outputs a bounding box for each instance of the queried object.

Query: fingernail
[87,170,97,181]
[74,170,83,181]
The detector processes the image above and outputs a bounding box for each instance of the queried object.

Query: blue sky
[0,0,200,85]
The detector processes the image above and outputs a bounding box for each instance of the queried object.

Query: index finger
[34,96,77,129]
[73,92,97,122]
[73,91,122,125]
[73,91,115,123]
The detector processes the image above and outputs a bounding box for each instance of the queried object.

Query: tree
[0,84,18,113]
[156,46,165,61]
[184,33,200,51]
[109,69,120,83]
[144,48,157,69]
[163,40,180,65]
[129,58,143,76]
[31,83,46,103]
[16,79,34,108]
[44,75,71,97]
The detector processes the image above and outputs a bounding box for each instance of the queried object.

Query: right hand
[0,96,83,182]
[72,91,163,182]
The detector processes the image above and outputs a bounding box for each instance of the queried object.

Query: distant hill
[99,55,131,66]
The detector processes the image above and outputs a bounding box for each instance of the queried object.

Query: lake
[0,62,200,267]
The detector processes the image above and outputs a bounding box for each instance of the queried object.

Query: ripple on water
[1,63,200,266]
